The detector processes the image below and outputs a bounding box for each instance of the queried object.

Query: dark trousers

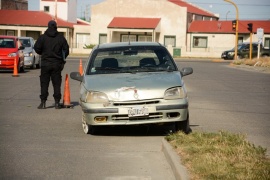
[40,64,62,102]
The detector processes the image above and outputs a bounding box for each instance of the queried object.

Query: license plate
[128,107,149,117]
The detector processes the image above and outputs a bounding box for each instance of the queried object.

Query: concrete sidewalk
[162,138,189,180]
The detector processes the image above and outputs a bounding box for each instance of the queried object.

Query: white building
[0,0,269,57]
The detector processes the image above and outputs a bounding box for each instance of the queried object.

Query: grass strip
[166,131,270,180]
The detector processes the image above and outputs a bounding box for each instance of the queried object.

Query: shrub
[232,57,270,68]
[84,44,96,49]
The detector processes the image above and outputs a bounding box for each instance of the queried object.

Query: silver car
[19,37,40,69]
[70,42,193,135]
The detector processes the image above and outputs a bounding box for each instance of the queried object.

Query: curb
[162,138,189,180]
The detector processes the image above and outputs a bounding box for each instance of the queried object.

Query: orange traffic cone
[12,57,19,77]
[62,74,72,108]
[79,59,83,75]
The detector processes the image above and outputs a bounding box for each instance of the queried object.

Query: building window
[193,36,207,48]
[138,35,152,42]
[6,30,15,36]
[121,34,136,42]
[99,34,107,44]
[264,38,270,48]
[44,6,49,12]
[164,36,176,47]
[238,37,243,44]
[76,33,90,48]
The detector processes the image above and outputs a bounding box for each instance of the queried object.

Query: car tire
[30,58,36,69]
[18,60,25,73]
[82,112,97,135]
[36,58,41,69]
[174,112,192,134]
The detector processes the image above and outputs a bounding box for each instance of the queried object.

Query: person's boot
[55,101,61,109]
[38,100,46,109]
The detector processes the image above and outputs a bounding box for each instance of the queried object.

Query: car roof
[239,42,259,45]
[19,37,32,39]
[96,42,163,49]
[0,35,18,39]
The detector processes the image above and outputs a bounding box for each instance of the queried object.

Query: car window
[19,39,31,47]
[86,46,177,74]
[0,38,16,48]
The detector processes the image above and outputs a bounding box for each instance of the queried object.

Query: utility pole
[247,23,253,59]
[55,0,57,22]
[224,0,239,60]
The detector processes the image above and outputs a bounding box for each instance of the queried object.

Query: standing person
[34,20,69,109]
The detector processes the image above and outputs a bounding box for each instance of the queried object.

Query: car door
[252,44,258,58]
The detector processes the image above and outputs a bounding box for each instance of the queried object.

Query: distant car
[70,42,193,135]
[19,37,40,69]
[0,35,25,72]
[221,42,270,60]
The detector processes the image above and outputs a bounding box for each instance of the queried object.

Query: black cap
[48,20,57,29]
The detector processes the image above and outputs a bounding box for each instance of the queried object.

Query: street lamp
[226,11,230,20]
[224,0,239,60]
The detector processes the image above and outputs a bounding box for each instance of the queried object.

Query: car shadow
[92,123,186,137]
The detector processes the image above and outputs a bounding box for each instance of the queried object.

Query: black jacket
[34,27,69,66]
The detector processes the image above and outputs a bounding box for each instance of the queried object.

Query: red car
[0,35,25,72]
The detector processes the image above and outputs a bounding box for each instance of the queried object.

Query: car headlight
[8,53,16,57]
[81,91,109,104]
[228,52,234,55]
[24,52,33,57]
[164,87,187,100]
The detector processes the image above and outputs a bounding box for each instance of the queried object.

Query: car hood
[0,48,17,56]
[22,47,33,53]
[83,71,184,101]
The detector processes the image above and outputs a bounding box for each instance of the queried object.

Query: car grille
[112,112,163,121]
[113,100,160,106]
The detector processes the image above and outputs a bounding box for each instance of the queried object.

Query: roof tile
[0,10,74,28]
[108,17,161,29]
[188,20,270,33]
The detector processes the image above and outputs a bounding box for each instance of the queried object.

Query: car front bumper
[24,56,34,67]
[0,56,21,69]
[80,98,189,126]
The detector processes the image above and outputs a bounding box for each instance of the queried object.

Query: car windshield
[19,39,31,47]
[86,46,177,75]
[0,38,15,48]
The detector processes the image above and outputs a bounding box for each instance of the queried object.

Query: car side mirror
[70,72,83,82]
[181,67,193,76]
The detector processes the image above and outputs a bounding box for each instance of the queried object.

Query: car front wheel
[174,113,192,134]
[18,60,25,73]
[82,112,97,135]
[30,58,36,69]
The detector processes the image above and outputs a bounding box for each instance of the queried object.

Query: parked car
[19,37,40,69]
[70,42,193,135]
[0,35,25,72]
[221,42,270,60]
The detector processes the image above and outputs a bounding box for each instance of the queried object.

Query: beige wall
[40,0,77,23]
[0,25,72,44]
[73,24,91,49]
[90,0,187,47]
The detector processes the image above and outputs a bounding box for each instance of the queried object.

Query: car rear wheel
[82,112,97,135]
[174,113,192,134]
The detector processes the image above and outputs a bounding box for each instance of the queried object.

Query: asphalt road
[177,59,270,156]
[0,57,269,179]
[0,58,175,180]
